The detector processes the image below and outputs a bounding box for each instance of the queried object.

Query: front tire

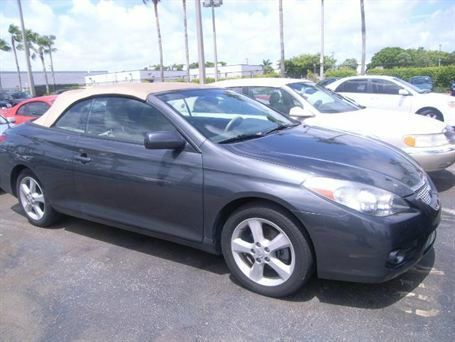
[221,203,314,297]
[16,170,60,227]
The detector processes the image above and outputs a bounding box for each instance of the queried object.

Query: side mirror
[398,89,411,96]
[6,117,16,124]
[144,131,186,150]
[289,106,315,118]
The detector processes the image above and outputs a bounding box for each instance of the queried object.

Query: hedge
[367,66,455,89]
[325,68,357,78]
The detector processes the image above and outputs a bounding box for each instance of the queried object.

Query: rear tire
[221,203,314,297]
[16,170,60,227]
[417,108,443,121]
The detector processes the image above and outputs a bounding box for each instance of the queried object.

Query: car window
[54,99,92,133]
[335,79,368,93]
[85,97,176,144]
[246,86,301,115]
[17,101,50,116]
[370,79,402,95]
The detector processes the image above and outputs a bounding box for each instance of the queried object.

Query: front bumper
[404,145,455,171]
[292,186,440,284]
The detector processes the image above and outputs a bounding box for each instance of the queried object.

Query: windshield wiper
[219,132,265,144]
[263,122,300,135]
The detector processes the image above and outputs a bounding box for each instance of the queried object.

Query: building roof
[34,82,212,127]
[213,78,312,88]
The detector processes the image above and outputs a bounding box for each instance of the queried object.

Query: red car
[4,95,57,124]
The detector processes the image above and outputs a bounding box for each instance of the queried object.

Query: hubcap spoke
[249,262,264,282]
[32,204,44,217]
[248,219,264,243]
[29,179,36,194]
[267,233,290,252]
[268,257,292,280]
[232,238,254,254]
[32,193,44,203]
[20,183,30,196]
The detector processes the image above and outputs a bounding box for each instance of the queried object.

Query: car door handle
[75,153,91,164]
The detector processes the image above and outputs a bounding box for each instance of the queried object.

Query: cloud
[0,0,453,72]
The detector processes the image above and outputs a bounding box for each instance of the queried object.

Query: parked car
[451,81,455,97]
[409,76,433,92]
[317,77,339,88]
[8,91,32,105]
[0,83,440,297]
[0,92,15,107]
[326,76,455,125]
[3,95,56,124]
[0,100,12,110]
[214,78,455,172]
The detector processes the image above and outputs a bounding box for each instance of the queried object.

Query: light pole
[320,0,324,80]
[203,0,222,81]
[438,44,442,67]
[195,0,206,83]
[17,0,35,96]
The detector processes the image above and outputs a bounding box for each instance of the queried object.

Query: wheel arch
[211,196,317,268]
[416,107,444,121]
[10,164,30,197]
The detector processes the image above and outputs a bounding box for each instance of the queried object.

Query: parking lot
[0,166,454,341]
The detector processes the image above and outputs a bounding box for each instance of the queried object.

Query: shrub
[367,66,455,89]
[325,68,357,78]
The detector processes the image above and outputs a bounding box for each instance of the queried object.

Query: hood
[420,92,453,102]
[306,108,446,137]
[224,126,425,197]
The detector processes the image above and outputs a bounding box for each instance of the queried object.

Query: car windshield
[287,82,360,113]
[393,77,428,94]
[157,89,295,143]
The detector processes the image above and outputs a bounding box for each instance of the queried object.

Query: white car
[214,78,455,172]
[326,75,455,126]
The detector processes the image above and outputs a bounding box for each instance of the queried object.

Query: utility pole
[195,0,206,84]
[320,0,324,80]
[17,0,35,96]
[203,0,222,81]
[438,44,442,67]
[278,0,285,77]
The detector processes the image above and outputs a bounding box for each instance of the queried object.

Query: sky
[0,0,454,73]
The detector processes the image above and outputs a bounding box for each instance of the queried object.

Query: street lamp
[195,0,206,83]
[17,0,35,96]
[203,0,222,81]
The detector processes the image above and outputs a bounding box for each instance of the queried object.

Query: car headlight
[403,132,450,147]
[303,177,409,216]
[444,126,455,143]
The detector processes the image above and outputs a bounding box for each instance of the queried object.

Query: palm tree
[29,33,50,94]
[360,0,366,75]
[8,24,23,90]
[278,0,285,77]
[43,35,57,91]
[0,39,11,90]
[144,0,164,82]
[261,59,273,74]
[182,0,190,82]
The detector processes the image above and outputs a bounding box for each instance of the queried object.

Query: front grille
[415,180,440,211]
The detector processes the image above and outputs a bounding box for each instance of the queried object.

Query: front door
[72,96,204,242]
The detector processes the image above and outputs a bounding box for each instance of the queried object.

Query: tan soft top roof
[35,82,212,127]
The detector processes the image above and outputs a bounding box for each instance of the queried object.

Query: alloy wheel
[19,176,46,221]
[230,218,296,287]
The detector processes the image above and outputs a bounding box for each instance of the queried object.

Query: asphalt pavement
[1,166,454,341]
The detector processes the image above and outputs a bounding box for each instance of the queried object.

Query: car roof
[213,77,313,88]
[17,95,57,105]
[34,82,212,127]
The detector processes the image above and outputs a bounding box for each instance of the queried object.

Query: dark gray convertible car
[0,83,440,297]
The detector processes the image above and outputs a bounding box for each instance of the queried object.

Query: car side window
[370,79,402,95]
[85,96,176,144]
[17,101,50,116]
[54,100,92,133]
[247,86,301,115]
[335,79,368,93]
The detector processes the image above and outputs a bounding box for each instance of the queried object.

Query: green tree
[285,53,336,78]
[340,58,358,70]
[33,34,51,94]
[144,0,164,81]
[0,38,11,89]
[8,24,23,90]
[261,59,274,74]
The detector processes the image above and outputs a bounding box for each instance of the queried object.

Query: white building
[84,64,263,86]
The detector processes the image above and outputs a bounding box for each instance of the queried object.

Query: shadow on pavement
[10,202,434,309]
[429,169,455,192]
